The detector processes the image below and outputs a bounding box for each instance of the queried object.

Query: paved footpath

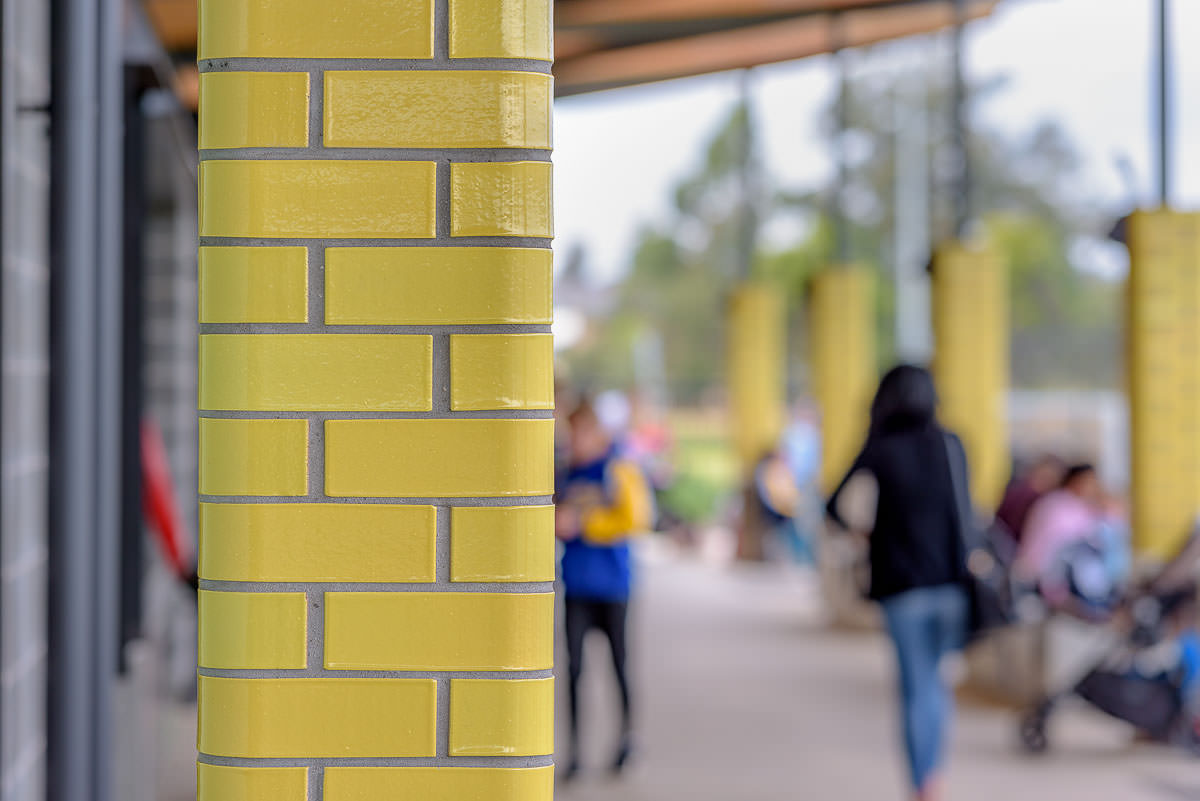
[557,544,1199,801]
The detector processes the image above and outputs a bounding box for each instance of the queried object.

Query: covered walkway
[558,544,1198,801]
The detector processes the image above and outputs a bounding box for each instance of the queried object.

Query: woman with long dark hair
[826,365,970,801]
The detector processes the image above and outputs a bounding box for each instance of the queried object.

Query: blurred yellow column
[931,242,1009,511]
[1127,210,1200,559]
[728,283,787,476]
[810,267,875,494]
[196,1,555,798]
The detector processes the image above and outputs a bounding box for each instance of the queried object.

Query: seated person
[754,448,813,564]
[1015,464,1127,610]
[996,454,1065,543]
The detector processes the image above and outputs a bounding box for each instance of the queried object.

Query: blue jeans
[881,584,968,792]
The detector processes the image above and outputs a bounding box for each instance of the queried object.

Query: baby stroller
[1018,531,1200,755]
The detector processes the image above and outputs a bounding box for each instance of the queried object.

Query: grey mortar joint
[306,243,325,330]
[436,677,451,757]
[435,506,452,584]
[196,410,553,421]
[197,235,552,249]
[198,147,552,162]
[309,766,324,801]
[197,494,554,507]
[199,668,554,681]
[198,754,555,770]
[434,0,450,64]
[307,414,326,498]
[307,66,324,149]
[196,57,554,75]
[198,324,552,336]
[305,587,325,676]
[199,579,554,594]
[431,335,452,414]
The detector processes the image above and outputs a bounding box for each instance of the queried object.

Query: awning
[143,0,998,107]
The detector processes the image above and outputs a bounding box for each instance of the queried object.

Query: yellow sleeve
[582,460,653,544]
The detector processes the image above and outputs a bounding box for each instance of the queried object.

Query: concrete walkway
[557,544,1199,801]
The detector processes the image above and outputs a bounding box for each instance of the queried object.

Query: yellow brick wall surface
[197,0,554,784]
[810,267,876,495]
[1127,211,1200,558]
[931,243,1010,511]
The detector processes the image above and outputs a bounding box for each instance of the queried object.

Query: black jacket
[826,424,969,601]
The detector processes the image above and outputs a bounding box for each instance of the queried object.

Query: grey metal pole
[1156,0,1170,207]
[48,0,100,796]
[893,72,933,363]
[951,0,970,238]
[737,68,758,280]
[92,0,125,796]
[834,16,851,264]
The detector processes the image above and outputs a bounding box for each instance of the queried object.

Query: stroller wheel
[1019,708,1050,754]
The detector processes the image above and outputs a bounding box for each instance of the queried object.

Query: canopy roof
[554,0,996,95]
[144,0,997,106]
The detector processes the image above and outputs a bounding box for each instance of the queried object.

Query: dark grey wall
[0,0,52,798]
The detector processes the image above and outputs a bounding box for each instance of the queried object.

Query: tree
[562,99,764,404]
[561,51,1122,399]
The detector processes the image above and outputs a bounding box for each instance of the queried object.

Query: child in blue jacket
[557,399,653,779]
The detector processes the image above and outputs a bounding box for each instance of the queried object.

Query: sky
[551,0,1200,285]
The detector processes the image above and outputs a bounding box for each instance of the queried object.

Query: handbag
[942,432,1012,641]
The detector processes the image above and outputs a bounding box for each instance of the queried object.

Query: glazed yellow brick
[199,0,433,60]
[199,334,432,412]
[199,419,308,497]
[450,506,554,582]
[450,334,553,411]
[449,678,553,756]
[324,247,552,325]
[324,419,553,498]
[199,247,308,324]
[449,0,551,60]
[199,503,436,582]
[198,677,436,758]
[200,161,436,239]
[324,766,553,801]
[324,593,553,671]
[324,71,551,150]
[198,591,307,670]
[199,73,309,150]
[197,764,307,801]
[451,162,552,238]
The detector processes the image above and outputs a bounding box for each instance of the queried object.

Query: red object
[141,420,192,580]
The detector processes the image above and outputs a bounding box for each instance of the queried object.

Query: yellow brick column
[727,282,786,561]
[810,267,875,494]
[728,283,786,475]
[931,242,1009,511]
[1127,210,1200,559]
[195,3,555,799]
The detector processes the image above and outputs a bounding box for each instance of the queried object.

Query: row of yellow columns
[807,246,1008,510]
[732,252,1009,511]
[805,220,1192,560]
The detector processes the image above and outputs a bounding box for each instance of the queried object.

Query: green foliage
[561,54,1122,401]
[989,214,1120,387]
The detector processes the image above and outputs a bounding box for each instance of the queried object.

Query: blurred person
[623,394,680,533]
[1014,464,1128,610]
[995,454,1065,542]
[556,399,654,779]
[782,401,822,490]
[826,365,969,801]
[754,447,813,564]
[779,402,823,563]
